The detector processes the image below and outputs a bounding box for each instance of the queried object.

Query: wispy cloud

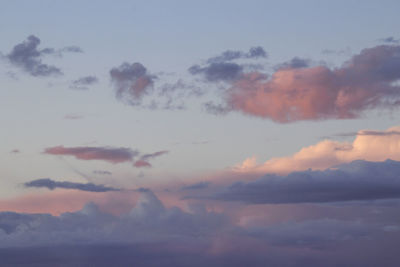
[24,178,120,192]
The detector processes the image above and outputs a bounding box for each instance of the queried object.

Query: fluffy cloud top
[236,126,400,174]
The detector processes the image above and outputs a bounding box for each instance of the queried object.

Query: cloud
[3,35,83,77]
[9,149,20,154]
[206,46,267,64]
[0,190,226,248]
[189,62,243,82]
[235,126,400,174]
[44,146,138,164]
[274,57,311,70]
[181,182,211,191]
[110,62,156,106]
[133,150,168,168]
[220,45,400,122]
[379,37,400,44]
[69,75,98,90]
[214,160,400,204]
[24,178,120,192]
[189,46,267,82]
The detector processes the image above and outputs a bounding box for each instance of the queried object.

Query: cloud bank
[216,160,400,204]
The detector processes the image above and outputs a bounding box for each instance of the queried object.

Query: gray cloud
[110,62,156,106]
[206,46,267,64]
[24,178,120,192]
[70,75,98,90]
[209,160,400,204]
[189,46,267,82]
[181,182,211,191]
[3,35,83,77]
[274,57,311,70]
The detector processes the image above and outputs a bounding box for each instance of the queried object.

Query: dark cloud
[133,150,168,168]
[24,178,120,192]
[69,75,98,90]
[110,62,156,106]
[203,101,232,115]
[44,145,138,164]
[209,160,400,204]
[5,35,62,76]
[189,46,267,82]
[9,149,20,154]
[189,62,243,82]
[3,35,83,77]
[379,37,400,44]
[331,129,400,138]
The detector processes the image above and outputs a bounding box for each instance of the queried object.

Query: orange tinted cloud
[235,126,400,174]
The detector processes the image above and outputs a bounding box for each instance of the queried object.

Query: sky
[1,0,400,266]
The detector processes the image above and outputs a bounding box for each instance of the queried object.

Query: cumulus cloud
[0,190,226,247]
[220,45,400,122]
[133,150,168,168]
[69,75,98,90]
[214,160,400,204]
[24,178,120,192]
[3,35,82,77]
[110,62,156,106]
[235,126,400,174]
[44,146,138,164]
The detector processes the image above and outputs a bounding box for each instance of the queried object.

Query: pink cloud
[235,126,400,174]
[44,145,138,163]
[222,45,400,122]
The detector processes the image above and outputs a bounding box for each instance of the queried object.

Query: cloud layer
[216,160,400,204]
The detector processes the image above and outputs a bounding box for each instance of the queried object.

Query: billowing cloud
[44,146,138,164]
[221,45,400,122]
[133,150,168,168]
[24,178,120,192]
[236,126,400,174]
[69,75,98,90]
[110,62,156,105]
[215,160,400,204]
[3,35,82,77]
